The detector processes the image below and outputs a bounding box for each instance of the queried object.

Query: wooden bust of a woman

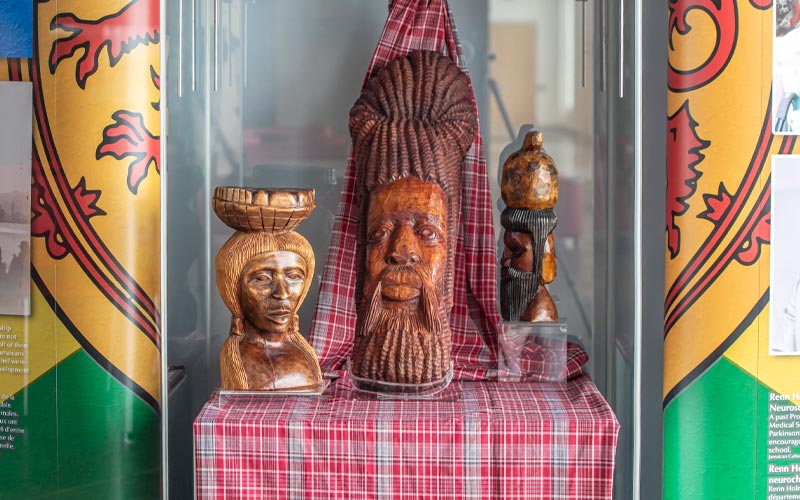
[213,187,323,392]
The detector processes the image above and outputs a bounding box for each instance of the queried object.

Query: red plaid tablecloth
[194,376,619,499]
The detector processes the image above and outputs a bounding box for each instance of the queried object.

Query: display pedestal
[497,319,573,382]
[216,380,331,406]
[349,362,454,399]
[194,375,619,499]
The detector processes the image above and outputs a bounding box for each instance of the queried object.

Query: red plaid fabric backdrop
[308,0,587,380]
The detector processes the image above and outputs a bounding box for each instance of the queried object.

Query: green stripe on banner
[664,356,771,500]
[0,349,160,499]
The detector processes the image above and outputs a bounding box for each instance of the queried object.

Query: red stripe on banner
[30,266,161,412]
[665,99,773,317]
[7,58,22,81]
[29,36,160,346]
[665,132,795,335]
[667,0,739,93]
[32,25,160,323]
[31,152,160,344]
[665,178,771,333]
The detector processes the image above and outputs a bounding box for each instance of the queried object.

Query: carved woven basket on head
[213,186,316,234]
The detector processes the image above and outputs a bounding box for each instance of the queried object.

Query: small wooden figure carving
[500,131,559,322]
[349,50,477,389]
[213,186,323,392]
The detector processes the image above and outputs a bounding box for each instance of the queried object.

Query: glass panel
[164,0,211,497]
[164,1,637,498]
[594,0,637,496]
[484,0,595,359]
[239,0,387,334]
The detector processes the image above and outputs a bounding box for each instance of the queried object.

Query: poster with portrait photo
[0,82,32,316]
[774,0,800,134]
[769,155,800,354]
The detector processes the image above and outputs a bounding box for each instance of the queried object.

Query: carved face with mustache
[352,178,452,385]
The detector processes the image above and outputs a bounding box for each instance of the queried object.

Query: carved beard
[500,267,538,321]
[352,266,451,385]
[500,208,556,321]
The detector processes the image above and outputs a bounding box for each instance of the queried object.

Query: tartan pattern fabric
[195,376,619,499]
[308,0,588,381]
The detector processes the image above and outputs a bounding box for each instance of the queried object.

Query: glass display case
[163,1,666,498]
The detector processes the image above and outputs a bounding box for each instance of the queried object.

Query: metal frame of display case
[159,1,668,498]
[592,0,666,498]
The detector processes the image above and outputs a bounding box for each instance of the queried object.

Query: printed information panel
[768,392,800,499]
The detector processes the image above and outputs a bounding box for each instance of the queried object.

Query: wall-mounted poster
[0,0,32,58]
[0,1,161,497]
[770,155,800,354]
[665,1,800,497]
[0,82,31,317]
[774,0,800,133]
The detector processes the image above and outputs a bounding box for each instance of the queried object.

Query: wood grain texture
[348,50,476,386]
[214,188,322,391]
[352,178,450,384]
[501,131,559,211]
[499,131,560,322]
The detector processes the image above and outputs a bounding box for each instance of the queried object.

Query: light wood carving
[214,187,323,392]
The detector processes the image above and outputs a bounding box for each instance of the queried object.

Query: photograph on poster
[774,0,800,133]
[770,155,800,354]
[0,82,32,316]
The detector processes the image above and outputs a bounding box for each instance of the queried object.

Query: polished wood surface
[352,178,451,384]
[541,232,556,284]
[501,131,559,211]
[213,186,315,234]
[348,50,477,388]
[521,285,558,322]
[501,230,534,273]
[500,131,560,322]
[239,252,306,337]
[215,187,323,392]
[364,178,447,306]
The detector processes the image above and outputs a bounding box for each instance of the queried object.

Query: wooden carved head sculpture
[500,131,559,322]
[349,50,477,389]
[213,187,323,392]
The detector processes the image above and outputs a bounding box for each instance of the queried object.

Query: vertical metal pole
[158,0,169,496]
[191,0,197,91]
[213,0,219,91]
[580,0,586,87]
[178,0,183,97]
[601,0,607,92]
[619,0,625,98]
[633,0,643,495]
[244,1,249,87]
[227,1,232,87]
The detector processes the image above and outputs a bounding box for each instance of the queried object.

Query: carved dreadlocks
[348,50,477,387]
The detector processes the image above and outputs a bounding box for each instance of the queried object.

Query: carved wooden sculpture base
[348,50,477,392]
[352,178,452,390]
[500,131,560,322]
[214,187,323,392]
